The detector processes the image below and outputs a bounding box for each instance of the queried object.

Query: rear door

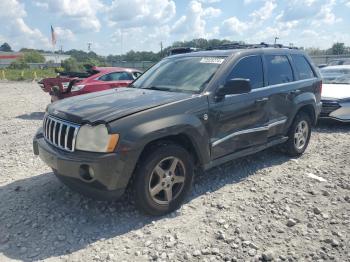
[262,54,295,138]
[210,55,270,159]
[262,53,318,138]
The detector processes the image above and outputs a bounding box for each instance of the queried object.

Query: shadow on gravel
[0,148,289,261]
[16,112,45,120]
[316,119,350,133]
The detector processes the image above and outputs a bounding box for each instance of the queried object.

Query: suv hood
[47,88,192,124]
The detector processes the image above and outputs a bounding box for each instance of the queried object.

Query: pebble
[193,250,201,257]
[286,218,297,227]
[248,248,257,256]
[262,251,275,261]
[313,207,322,215]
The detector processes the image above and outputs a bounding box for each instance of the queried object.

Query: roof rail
[207,42,299,50]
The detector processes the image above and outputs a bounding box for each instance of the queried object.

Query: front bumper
[33,130,135,200]
[320,100,350,122]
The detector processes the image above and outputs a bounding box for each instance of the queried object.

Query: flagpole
[51,25,57,64]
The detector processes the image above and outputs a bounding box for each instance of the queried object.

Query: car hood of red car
[47,87,192,124]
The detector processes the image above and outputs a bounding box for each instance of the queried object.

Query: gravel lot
[0,81,349,262]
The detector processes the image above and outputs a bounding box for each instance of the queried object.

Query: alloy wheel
[148,156,186,205]
[294,120,309,150]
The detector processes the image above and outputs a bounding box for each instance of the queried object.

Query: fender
[127,114,211,165]
[286,91,318,130]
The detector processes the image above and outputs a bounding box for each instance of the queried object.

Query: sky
[0,0,350,55]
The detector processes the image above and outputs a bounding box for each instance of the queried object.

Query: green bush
[8,60,29,69]
[21,51,45,63]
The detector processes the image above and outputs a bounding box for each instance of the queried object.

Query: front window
[227,55,264,89]
[320,68,350,84]
[131,56,226,93]
[265,55,294,85]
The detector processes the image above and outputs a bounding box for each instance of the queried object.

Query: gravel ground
[0,81,349,262]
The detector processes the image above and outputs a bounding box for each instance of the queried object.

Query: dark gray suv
[33,46,322,215]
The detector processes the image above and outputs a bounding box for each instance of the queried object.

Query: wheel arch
[137,133,203,168]
[297,104,316,125]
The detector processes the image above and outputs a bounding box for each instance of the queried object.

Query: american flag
[51,25,56,46]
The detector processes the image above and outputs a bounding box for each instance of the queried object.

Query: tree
[61,57,83,72]
[8,60,29,69]
[331,43,345,55]
[0,42,13,52]
[21,51,45,63]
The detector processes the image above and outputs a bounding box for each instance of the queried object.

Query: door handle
[289,89,301,95]
[255,97,269,103]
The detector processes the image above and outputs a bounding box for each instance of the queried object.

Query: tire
[283,112,312,157]
[133,143,194,216]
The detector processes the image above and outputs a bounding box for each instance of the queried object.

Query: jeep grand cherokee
[33,46,322,215]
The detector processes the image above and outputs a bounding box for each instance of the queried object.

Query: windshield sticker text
[200,57,225,64]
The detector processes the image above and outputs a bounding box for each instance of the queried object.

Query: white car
[320,65,350,122]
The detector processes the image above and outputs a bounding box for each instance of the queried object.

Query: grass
[0,68,57,81]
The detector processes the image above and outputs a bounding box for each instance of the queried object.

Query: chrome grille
[43,115,80,152]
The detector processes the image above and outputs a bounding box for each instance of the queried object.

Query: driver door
[209,55,270,159]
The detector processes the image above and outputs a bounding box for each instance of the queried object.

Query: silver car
[320,65,350,122]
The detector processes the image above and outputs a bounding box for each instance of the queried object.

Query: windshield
[131,56,226,93]
[320,68,350,84]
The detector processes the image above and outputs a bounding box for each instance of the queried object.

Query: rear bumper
[33,129,135,200]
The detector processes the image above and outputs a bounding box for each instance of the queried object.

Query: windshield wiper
[143,86,172,91]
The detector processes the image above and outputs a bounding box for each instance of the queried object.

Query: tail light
[316,81,322,94]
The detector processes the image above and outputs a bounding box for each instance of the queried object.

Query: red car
[39,66,142,102]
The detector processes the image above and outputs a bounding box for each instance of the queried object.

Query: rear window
[265,55,294,85]
[292,55,315,80]
[227,55,264,89]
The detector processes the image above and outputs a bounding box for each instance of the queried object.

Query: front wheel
[283,112,312,157]
[133,144,194,216]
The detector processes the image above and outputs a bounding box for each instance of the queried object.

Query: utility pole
[120,30,123,58]
[160,41,163,57]
[274,37,279,45]
[87,42,92,52]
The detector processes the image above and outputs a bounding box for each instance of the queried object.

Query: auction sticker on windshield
[200,57,225,64]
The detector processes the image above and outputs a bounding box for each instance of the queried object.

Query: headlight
[76,124,119,153]
[71,84,85,92]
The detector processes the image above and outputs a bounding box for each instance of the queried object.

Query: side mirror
[217,78,252,97]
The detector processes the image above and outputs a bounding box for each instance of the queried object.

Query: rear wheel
[133,144,194,216]
[283,112,312,157]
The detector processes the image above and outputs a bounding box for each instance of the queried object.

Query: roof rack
[207,42,299,50]
[167,42,299,56]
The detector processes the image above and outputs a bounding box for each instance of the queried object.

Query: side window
[227,56,264,89]
[291,55,315,80]
[99,72,133,81]
[265,55,293,85]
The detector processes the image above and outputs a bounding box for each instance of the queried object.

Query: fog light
[79,165,95,182]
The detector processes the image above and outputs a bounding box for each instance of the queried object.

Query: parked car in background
[320,65,350,122]
[38,66,142,102]
[327,58,350,66]
[33,45,322,215]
